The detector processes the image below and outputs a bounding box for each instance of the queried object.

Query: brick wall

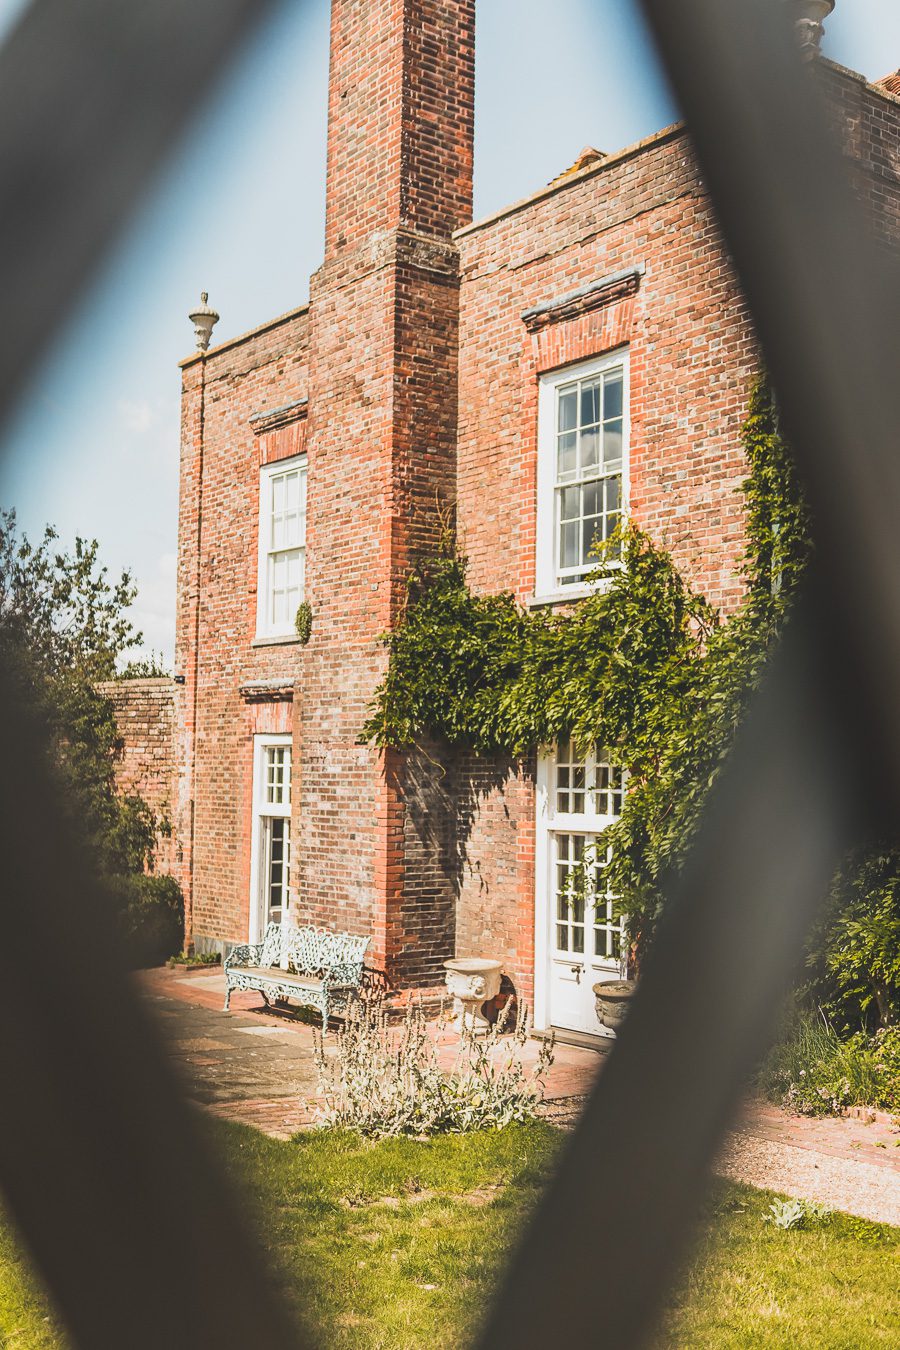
[176,308,309,951]
[96,678,179,876]
[448,63,900,1011]
[173,4,900,1006]
[295,0,475,983]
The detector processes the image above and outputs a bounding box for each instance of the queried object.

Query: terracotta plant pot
[593,979,637,1032]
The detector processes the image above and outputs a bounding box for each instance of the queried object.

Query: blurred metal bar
[0,0,309,1346]
[0,0,279,422]
[478,0,900,1345]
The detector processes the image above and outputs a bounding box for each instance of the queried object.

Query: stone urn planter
[443,957,503,1036]
[593,979,637,1033]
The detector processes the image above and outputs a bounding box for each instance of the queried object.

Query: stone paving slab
[137,966,900,1223]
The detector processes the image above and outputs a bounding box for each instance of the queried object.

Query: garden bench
[223,922,370,1027]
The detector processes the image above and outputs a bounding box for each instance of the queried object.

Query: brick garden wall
[96,678,179,877]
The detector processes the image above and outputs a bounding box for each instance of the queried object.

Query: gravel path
[716,1129,900,1226]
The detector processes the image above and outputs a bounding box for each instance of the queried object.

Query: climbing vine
[364,381,900,1023]
[364,379,809,954]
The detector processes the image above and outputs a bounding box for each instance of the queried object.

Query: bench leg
[223,984,231,1012]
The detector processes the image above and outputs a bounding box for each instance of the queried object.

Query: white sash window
[535,351,629,602]
[256,456,307,639]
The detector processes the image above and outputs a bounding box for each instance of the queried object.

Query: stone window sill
[251,633,300,648]
[526,579,613,609]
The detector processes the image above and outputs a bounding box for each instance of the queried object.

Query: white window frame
[248,733,292,944]
[255,454,307,640]
[535,349,630,604]
[534,740,627,1034]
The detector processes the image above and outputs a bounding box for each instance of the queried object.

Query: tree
[0,509,183,963]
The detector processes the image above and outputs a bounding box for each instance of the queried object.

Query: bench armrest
[224,941,263,972]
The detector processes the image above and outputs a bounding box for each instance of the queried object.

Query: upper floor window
[535,350,628,600]
[256,456,307,639]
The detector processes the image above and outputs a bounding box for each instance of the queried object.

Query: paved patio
[139,965,900,1225]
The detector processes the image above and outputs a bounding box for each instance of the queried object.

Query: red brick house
[155,0,900,1041]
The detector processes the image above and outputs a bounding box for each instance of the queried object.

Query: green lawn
[2,1121,898,1348]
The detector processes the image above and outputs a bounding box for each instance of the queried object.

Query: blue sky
[0,0,897,663]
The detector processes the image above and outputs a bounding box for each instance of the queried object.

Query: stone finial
[188,291,219,351]
[785,0,835,58]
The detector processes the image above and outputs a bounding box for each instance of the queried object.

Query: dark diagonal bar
[478,1,900,1345]
[0,1,309,1347]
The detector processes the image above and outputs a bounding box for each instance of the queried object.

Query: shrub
[313,993,554,1137]
[758,1008,900,1116]
[109,872,184,968]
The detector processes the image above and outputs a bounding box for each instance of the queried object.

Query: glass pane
[283,509,300,546]
[572,926,584,953]
[606,475,621,513]
[560,521,579,569]
[556,923,568,950]
[560,486,580,521]
[558,387,578,432]
[603,421,623,465]
[580,426,599,471]
[557,432,577,480]
[272,476,285,512]
[580,380,600,427]
[581,481,601,519]
[583,519,600,562]
[604,372,623,420]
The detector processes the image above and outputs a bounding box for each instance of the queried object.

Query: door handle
[570,964,583,982]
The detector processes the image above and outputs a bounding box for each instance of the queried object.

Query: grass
[2,1121,898,1348]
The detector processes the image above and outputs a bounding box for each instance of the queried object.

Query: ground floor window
[536,740,627,1037]
[250,734,292,942]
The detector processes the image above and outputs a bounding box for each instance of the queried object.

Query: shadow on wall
[389,737,531,1004]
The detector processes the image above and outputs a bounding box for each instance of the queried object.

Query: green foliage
[758,1008,900,1115]
[120,650,170,678]
[764,1198,832,1231]
[365,380,900,1018]
[813,847,900,1028]
[0,510,183,964]
[365,380,805,953]
[108,872,185,968]
[295,600,313,644]
[314,993,553,1137]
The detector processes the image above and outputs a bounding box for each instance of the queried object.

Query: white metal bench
[223,922,370,1027]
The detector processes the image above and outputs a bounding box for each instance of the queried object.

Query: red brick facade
[152,5,900,1025]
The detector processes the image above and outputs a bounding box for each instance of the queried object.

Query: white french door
[249,734,292,944]
[536,741,627,1037]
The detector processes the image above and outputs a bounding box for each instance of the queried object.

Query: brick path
[138,966,900,1223]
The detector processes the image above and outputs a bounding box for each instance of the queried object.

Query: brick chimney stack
[324,0,475,257]
[298,0,476,983]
